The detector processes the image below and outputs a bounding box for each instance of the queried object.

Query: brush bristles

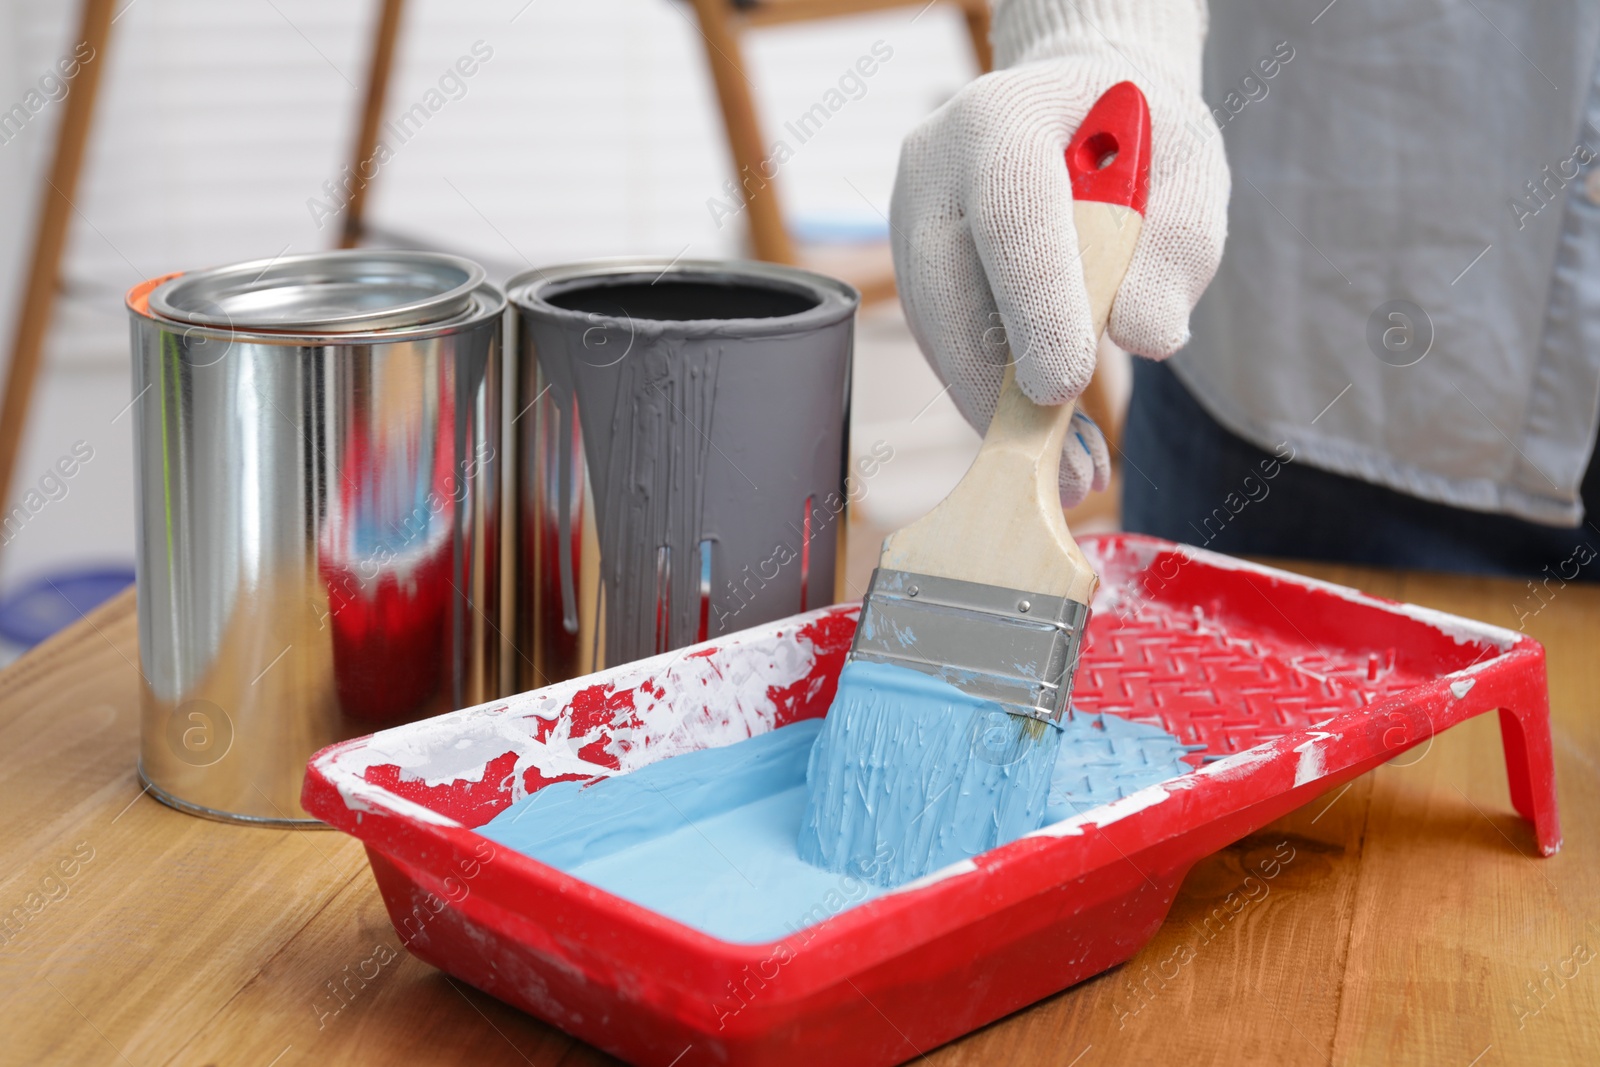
[797,660,1062,887]
[1019,716,1052,742]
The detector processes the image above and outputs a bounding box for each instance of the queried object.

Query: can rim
[147,249,488,334]
[506,257,859,336]
[129,279,507,345]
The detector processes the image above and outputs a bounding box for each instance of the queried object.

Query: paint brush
[798,82,1152,887]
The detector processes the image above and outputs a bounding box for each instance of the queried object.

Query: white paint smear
[1027,783,1174,839]
[1293,732,1335,787]
[313,607,848,814]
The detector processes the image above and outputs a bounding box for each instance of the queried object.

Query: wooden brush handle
[880,83,1152,604]
[982,200,1143,495]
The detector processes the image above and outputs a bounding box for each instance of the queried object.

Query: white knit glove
[889,0,1229,507]
[1059,408,1112,504]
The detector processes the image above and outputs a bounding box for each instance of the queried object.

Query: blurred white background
[0,0,1126,621]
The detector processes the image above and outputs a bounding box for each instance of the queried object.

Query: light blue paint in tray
[480,710,1191,943]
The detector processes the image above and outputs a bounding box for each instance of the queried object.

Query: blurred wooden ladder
[686,0,993,305]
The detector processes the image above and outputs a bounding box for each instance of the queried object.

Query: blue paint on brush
[796,660,1065,887]
[478,706,1192,943]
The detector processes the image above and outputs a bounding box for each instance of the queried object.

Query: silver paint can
[507,258,858,687]
[127,250,507,824]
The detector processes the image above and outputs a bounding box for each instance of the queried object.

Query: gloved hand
[889,0,1229,507]
[1059,408,1111,505]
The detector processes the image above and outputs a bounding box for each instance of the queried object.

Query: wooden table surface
[1,562,1595,1066]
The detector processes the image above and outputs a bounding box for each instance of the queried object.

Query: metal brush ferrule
[848,568,1091,726]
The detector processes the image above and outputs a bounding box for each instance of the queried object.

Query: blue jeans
[1121,358,1600,581]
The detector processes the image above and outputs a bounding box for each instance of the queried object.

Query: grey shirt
[1176,1,1600,525]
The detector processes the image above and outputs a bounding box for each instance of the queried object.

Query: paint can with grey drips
[506,258,858,685]
[127,250,508,824]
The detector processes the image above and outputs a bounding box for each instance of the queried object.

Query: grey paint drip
[512,262,858,670]
[575,334,720,658]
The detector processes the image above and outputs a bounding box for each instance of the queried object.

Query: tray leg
[1496,685,1561,856]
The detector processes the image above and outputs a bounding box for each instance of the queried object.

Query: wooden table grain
[1,563,1595,1066]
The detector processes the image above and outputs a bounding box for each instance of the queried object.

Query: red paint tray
[302,534,1559,1067]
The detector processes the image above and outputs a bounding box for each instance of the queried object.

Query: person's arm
[889,0,1229,505]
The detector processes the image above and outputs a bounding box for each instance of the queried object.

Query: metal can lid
[148,250,486,334]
